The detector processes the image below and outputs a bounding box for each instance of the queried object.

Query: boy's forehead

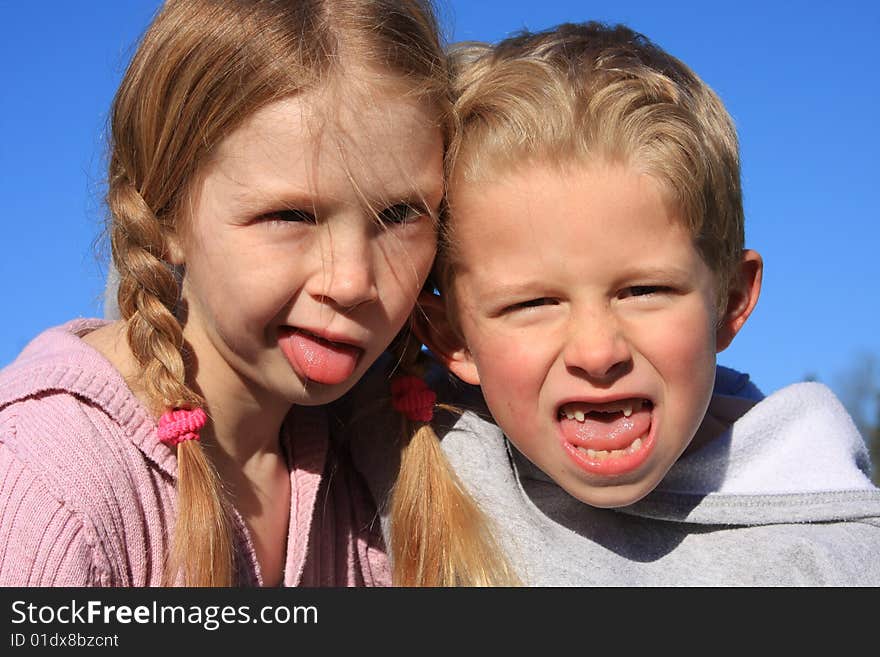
[451,153,692,229]
[446,158,707,266]
[444,156,729,312]
[449,155,551,216]
[445,162,720,298]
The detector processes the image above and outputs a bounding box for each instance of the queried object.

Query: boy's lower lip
[277,327,363,386]
[559,417,656,477]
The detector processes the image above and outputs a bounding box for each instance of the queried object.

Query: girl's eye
[378,203,425,225]
[263,209,316,224]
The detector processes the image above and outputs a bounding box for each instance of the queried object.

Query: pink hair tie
[391,375,436,423]
[158,408,207,447]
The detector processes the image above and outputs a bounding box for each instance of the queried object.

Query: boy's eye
[505,298,557,312]
[378,203,425,225]
[263,208,316,224]
[621,285,672,298]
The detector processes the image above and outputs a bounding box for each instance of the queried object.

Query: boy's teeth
[576,436,645,460]
[560,398,646,421]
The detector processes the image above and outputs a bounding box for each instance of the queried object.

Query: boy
[406,22,880,585]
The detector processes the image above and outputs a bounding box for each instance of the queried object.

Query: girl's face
[175,84,443,413]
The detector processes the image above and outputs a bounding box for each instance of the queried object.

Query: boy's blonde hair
[109,0,507,586]
[443,22,745,303]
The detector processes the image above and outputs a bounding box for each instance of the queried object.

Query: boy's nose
[563,312,632,382]
[308,225,379,311]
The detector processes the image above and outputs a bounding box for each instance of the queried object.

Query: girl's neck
[194,395,284,468]
[83,320,292,466]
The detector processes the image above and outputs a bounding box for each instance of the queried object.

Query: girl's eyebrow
[365,172,445,210]
[220,169,443,211]
[224,187,318,215]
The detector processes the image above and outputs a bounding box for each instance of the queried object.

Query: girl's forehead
[219,82,439,159]
[197,88,444,209]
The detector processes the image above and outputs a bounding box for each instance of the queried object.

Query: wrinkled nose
[563,310,632,382]
[309,225,379,311]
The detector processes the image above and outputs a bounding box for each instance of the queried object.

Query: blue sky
[1,1,878,412]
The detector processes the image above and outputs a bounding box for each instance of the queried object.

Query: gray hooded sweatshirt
[352,365,880,586]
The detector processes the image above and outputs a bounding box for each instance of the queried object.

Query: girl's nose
[308,224,379,311]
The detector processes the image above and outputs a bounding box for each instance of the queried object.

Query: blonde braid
[108,171,235,586]
[388,336,518,586]
[110,178,194,410]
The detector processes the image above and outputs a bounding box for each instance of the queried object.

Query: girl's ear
[412,289,481,386]
[716,249,763,352]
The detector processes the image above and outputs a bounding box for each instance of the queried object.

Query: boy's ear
[165,231,186,266]
[412,289,481,386]
[716,249,763,352]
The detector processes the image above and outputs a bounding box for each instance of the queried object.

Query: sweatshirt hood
[618,371,880,526]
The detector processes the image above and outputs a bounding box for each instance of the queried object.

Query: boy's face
[440,161,750,508]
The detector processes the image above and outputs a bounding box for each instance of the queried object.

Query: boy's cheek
[471,336,546,423]
[655,325,715,371]
[649,324,718,423]
[468,325,541,374]
[645,302,718,367]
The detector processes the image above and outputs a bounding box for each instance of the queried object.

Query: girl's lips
[277,327,363,385]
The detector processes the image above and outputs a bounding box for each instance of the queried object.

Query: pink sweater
[0,319,390,586]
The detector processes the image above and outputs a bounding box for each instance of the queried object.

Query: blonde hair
[108,0,451,586]
[387,335,518,586]
[444,22,745,302]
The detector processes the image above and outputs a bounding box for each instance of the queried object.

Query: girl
[0,0,509,587]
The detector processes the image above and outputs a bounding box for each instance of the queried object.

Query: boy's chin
[563,476,660,509]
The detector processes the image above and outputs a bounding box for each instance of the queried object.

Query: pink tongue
[280,332,360,385]
[559,407,651,451]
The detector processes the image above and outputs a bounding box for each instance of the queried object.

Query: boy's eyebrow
[474,280,550,301]
[464,266,699,305]
[617,265,693,281]
[480,266,695,289]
